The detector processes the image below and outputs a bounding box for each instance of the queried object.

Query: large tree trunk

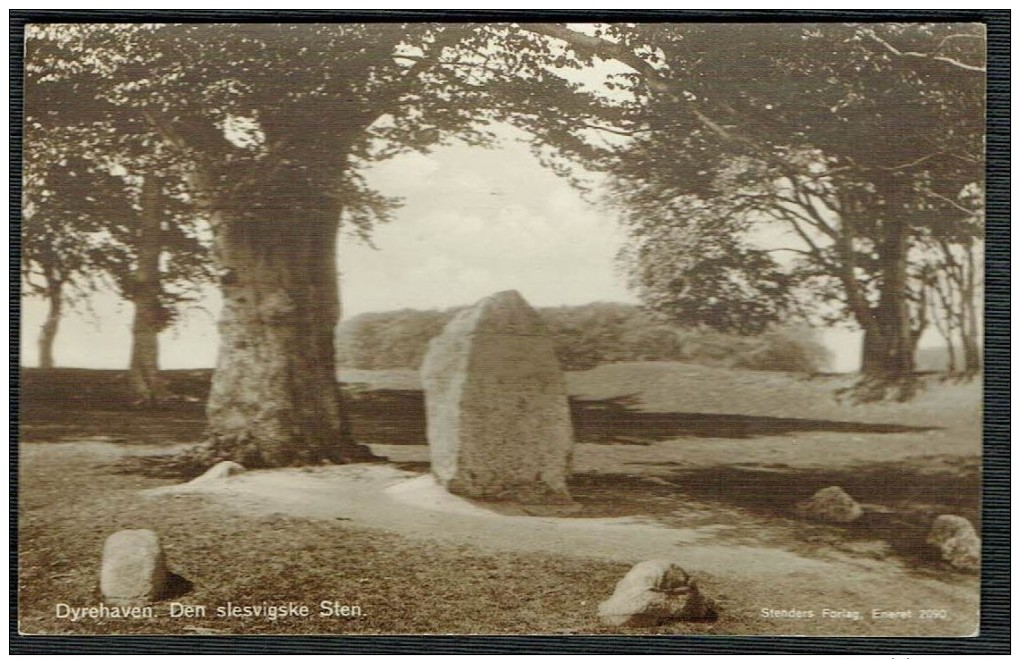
[38,270,64,369]
[128,176,167,407]
[860,219,916,379]
[203,172,374,467]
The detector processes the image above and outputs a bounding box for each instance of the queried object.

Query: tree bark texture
[128,176,167,407]
[204,172,372,467]
[859,218,916,379]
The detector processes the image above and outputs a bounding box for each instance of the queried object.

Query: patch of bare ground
[18,364,981,636]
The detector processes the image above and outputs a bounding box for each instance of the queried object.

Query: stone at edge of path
[794,485,864,524]
[421,290,575,505]
[189,460,246,484]
[598,559,716,627]
[100,529,168,606]
[927,514,980,572]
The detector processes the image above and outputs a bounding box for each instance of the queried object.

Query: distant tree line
[336,302,831,373]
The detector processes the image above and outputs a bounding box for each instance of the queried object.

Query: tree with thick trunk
[109,23,613,468]
[859,217,916,379]
[27,22,982,467]
[927,265,960,373]
[960,242,982,375]
[200,149,375,464]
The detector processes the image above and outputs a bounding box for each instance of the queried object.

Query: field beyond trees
[19,362,980,636]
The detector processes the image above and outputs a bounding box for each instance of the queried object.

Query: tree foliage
[582,23,984,381]
[22,142,215,350]
[25,23,615,230]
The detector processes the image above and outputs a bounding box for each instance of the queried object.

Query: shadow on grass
[163,571,194,599]
[20,409,207,445]
[21,370,938,447]
[342,390,939,446]
[571,394,940,442]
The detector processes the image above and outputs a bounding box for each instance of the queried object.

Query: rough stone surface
[927,514,980,572]
[100,529,168,605]
[597,559,715,627]
[421,290,574,504]
[794,486,863,524]
[190,460,246,484]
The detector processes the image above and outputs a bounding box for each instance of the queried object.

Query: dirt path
[149,461,979,636]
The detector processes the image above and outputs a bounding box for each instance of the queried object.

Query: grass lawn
[17,363,981,636]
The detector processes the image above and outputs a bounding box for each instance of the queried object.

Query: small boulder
[189,460,246,484]
[100,529,168,605]
[795,486,863,524]
[927,514,980,572]
[597,559,716,627]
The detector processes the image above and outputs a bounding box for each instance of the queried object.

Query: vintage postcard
[18,20,986,638]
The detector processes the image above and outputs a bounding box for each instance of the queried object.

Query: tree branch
[864,30,986,73]
[522,23,748,145]
[922,188,981,217]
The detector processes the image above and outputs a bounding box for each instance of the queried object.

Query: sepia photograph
[17,18,990,640]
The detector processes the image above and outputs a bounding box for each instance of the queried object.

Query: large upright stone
[422,290,574,504]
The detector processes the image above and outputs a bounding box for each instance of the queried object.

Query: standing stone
[927,514,980,572]
[598,560,716,627]
[100,529,168,605]
[421,290,574,504]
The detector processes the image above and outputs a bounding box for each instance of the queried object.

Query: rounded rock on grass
[794,485,863,524]
[597,559,716,627]
[189,460,246,484]
[927,514,980,572]
[100,529,169,606]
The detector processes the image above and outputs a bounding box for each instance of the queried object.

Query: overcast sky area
[20,127,881,373]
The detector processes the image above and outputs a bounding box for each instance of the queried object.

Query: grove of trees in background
[337,303,831,374]
[22,149,213,404]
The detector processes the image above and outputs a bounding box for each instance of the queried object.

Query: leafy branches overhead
[27,23,620,229]
[25,22,985,387]
[23,153,130,294]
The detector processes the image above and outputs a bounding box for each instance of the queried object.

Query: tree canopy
[582,23,984,386]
